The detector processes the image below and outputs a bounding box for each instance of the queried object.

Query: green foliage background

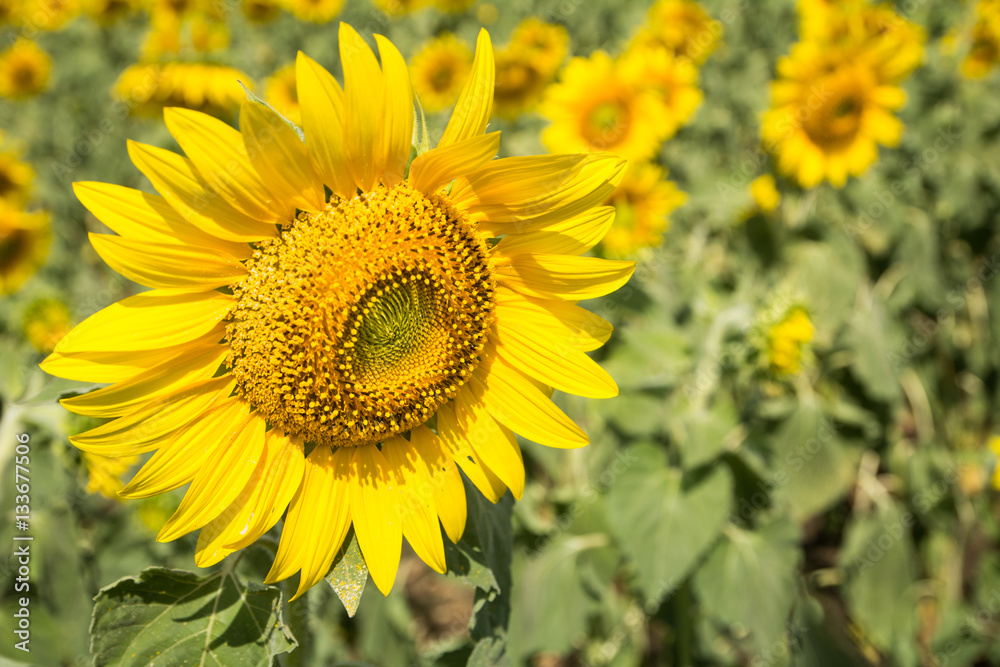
[2,0,1000,665]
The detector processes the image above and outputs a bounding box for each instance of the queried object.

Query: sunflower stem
[286,586,312,667]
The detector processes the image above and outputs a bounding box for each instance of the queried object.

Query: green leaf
[694,518,801,654]
[90,567,296,667]
[606,444,732,609]
[845,289,903,403]
[324,529,366,618]
[676,394,740,469]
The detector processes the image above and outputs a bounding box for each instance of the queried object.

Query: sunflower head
[281,0,343,24]
[509,17,569,75]
[23,297,72,354]
[46,24,632,601]
[265,63,300,124]
[0,148,35,206]
[410,32,472,113]
[241,0,279,22]
[961,3,1000,79]
[114,62,252,118]
[634,0,722,65]
[82,0,134,24]
[0,40,52,100]
[0,204,50,294]
[767,307,815,375]
[601,162,686,258]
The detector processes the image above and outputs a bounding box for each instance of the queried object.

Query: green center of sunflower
[227,182,495,448]
[582,100,630,148]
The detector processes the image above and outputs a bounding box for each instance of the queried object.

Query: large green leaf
[90,567,296,666]
[606,444,732,609]
[693,518,801,654]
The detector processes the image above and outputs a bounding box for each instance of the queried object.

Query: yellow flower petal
[410,425,467,543]
[40,344,210,383]
[494,206,615,256]
[437,402,508,503]
[88,233,247,291]
[374,34,413,187]
[383,435,447,573]
[440,29,494,147]
[349,446,402,595]
[296,51,353,198]
[340,23,385,192]
[492,254,635,301]
[52,290,233,355]
[454,386,525,500]
[409,131,500,195]
[494,287,613,351]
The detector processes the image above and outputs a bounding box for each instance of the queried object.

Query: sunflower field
[2,0,1000,665]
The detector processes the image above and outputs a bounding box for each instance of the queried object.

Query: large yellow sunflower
[762,42,905,188]
[44,25,631,599]
[541,50,673,160]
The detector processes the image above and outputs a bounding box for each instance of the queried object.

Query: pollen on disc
[227,182,495,447]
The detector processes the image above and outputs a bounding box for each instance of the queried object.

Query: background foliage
[1,0,1000,665]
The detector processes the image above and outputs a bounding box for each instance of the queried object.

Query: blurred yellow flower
[509,17,569,75]
[282,0,342,23]
[410,32,472,113]
[82,0,133,24]
[762,42,905,188]
[433,0,473,11]
[0,40,52,100]
[632,0,722,65]
[373,0,426,15]
[265,62,300,125]
[23,298,72,354]
[0,148,35,206]
[620,44,702,140]
[0,204,50,294]
[767,307,815,375]
[800,1,925,83]
[750,174,781,213]
[241,0,279,22]
[990,436,1000,489]
[601,162,686,257]
[114,62,251,118]
[83,452,138,499]
[492,49,550,119]
[18,0,79,30]
[960,1,1000,79]
[541,50,673,160]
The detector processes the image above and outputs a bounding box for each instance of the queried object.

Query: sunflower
[601,162,686,257]
[762,42,905,188]
[373,0,427,15]
[241,0,279,23]
[767,307,815,375]
[749,174,781,214]
[45,25,631,599]
[0,40,52,100]
[960,0,1000,79]
[114,62,252,118]
[23,297,72,354]
[509,17,568,75]
[0,148,35,206]
[631,0,722,66]
[81,0,133,24]
[541,50,673,160]
[18,0,80,30]
[799,1,925,84]
[620,43,702,140]
[492,48,549,119]
[83,451,139,499]
[264,63,301,125]
[0,204,50,294]
[432,0,474,11]
[410,32,472,113]
[281,0,341,23]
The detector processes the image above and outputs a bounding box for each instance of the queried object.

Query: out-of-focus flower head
[800,1,925,84]
[280,0,342,23]
[762,42,905,188]
[492,48,550,119]
[18,0,80,30]
[114,62,252,118]
[82,0,134,24]
[509,17,568,75]
[0,143,35,207]
[541,50,674,160]
[601,162,686,258]
[141,0,229,58]
[0,203,50,294]
[631,0,722,66]
[0,39,52,100]
[373,0,427,16]
[410,32,472,113]
[23,298,72,354]
[990,436,1000,489]
[83,452,139,499]
[433,0,474,11]
[240,0,278,22]
[264,62,300,125]
[766,306,815,375]
[620,43,702,140]
[955,0,1000,79]
[750,174,781,214]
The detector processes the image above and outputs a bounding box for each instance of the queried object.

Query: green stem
[673,581,692,667]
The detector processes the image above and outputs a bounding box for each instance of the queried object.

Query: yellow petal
[70,376,236,456]
[494,206,615,257]
[53,290,232,355]
[374,34,413,187]
[120,398,248,499]
[340,23,385,192]
[88,233,247,291]
[350,445,402,595]
[158,414,266,542]
[471,352,588,449]
[454,386,525,500]
[276,446,352,600]
[382,435,447,573]
[410,425,467,543]
[127,140,276,242]
[439,29,494,147]
[451,154,626,235]
[495,287,613,351]
[73,182,251,257]
[493,254,634,301]
[163,107,280,222]
[436,402,507,503]
[409,132,500,195]
[296,51,352,198]
[492,321,618,399]
[60,342,227,418]
[40,342,215,383]
[240,100,325,213]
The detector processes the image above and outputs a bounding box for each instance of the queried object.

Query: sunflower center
[227,183,495,448]
[429,63,455,92]
[582,100,630,147]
